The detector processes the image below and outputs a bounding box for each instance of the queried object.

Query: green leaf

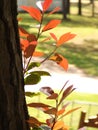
[24,73,41,85]
[30,71,51,76]
[27,62,41,71]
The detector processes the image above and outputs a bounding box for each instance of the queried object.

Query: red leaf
[58,81,69,96]
[19,27,29,37]
[40,87,54,96]
[27,102,51,108]
[27,34,37,42]
[44,108,57,115]
[50,53,68,71]
[27,116,43,127]
[47,93,58,100]
[24,41,37,58]
[42,0,53,11]
[57,32,76,46]
[20,6,41,22]
[27,103,51,112]
[59,85,75,106]
[46,118,53,127]
[42,20,61,32]
[50,33,57,41]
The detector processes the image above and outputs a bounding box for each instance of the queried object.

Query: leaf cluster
[19,0,76,86]
[18,0,78,129]
[27,81,80,130]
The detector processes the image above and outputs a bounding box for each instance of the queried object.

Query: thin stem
[23,53,26,73]
[24,56,32,74]
[40,46,58,64]
[51,99,58,130]
[24,12,44,74]
[36,12,44,40]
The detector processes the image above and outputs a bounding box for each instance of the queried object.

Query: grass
[18,13,98,77]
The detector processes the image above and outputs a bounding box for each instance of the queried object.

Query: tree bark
[0,0,30,130]
[78,0,82,15]
[62,0,70,20]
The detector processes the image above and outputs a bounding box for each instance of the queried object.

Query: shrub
[18,0,80,129]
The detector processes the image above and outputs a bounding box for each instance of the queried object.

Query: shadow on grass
[61,14,98,28]
[38,39,98,77]
[18,13,98,28]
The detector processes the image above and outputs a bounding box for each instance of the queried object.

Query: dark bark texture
[0,0,30,130]
[62,0,70,19]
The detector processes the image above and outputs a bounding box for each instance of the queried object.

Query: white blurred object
[36,1,43,11]
[78,127,86,130]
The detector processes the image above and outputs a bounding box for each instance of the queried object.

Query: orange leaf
[19,27,29,37]
[57,108,65,116]
[50,33,57,41]
[20,6,41,22]
[53,121,69,130]
[20,38,29,51]
[48,7,61,15]
[40,37,51,43]
[33,51,44,57]
[56,55,68,71]
[17,17,22,21]
[63,125,70,130]
[61,107,81,119]
[50,53,68,71]
[57,32,76,46]
[42,20,61,32]
[42,0,53,11]
[53,121,64,130]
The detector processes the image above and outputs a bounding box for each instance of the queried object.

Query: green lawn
[18,13,98,77]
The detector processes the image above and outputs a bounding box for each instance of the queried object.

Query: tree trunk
[0,0,30,130]
[78,0,82,15]
[62,0,70,20]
